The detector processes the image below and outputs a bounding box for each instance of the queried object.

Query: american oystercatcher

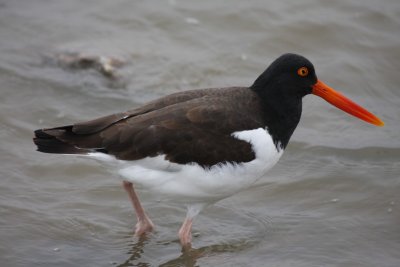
[33,53,384,247]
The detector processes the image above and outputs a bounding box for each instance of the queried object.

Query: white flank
[111,127,284,206]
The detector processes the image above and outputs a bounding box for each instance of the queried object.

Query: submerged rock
[55,52,125,78]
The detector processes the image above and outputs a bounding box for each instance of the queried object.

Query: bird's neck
[251,86,302,150]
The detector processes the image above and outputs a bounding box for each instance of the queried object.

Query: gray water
[1,0,399,266]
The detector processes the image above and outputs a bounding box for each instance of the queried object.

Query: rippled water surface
[1,0,399,266]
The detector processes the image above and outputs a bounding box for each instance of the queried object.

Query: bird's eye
[297,67,309,77]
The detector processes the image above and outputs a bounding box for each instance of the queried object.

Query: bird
[33,53,384,248]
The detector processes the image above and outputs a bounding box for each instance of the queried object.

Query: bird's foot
[178,218,193,248]
[134,216,154,236]
[179,233,192,250]
[179,232,192,247]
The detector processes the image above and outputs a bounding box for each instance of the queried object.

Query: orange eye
[297,67,309,77]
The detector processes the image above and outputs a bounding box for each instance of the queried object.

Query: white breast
[116,127,284,205]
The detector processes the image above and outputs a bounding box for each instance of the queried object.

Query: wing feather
[34,87,267,167]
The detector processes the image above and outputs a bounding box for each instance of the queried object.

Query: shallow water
[1,0,400,266]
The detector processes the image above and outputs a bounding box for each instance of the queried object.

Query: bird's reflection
[117,234,150,267]
[159,245,205,267]
[117,234,252,267]
[116,236,204,267]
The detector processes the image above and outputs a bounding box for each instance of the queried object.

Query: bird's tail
[33,126,93,154]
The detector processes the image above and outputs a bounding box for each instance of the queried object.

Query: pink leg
[178,217,193,247]
[122,181,154,236]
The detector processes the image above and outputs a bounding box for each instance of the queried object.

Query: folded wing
[33,87,266,167]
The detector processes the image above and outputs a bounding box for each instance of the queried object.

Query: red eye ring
[297,67,309,77]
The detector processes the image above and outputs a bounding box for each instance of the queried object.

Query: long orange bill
[312,80,384,127]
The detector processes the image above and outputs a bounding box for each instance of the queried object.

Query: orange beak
[312,80,384,127]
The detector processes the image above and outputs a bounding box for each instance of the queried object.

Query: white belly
[115,128,284,205]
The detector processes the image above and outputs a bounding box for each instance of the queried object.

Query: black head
[251,53,318,99]
[249,53,384,150]
[250,53,318,150]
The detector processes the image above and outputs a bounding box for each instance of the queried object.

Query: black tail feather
[33,128,90,154]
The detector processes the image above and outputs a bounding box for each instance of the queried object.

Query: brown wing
[72,87,228,135]
[34,87,266,167]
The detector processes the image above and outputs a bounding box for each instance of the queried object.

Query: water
[1,0,399,266]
